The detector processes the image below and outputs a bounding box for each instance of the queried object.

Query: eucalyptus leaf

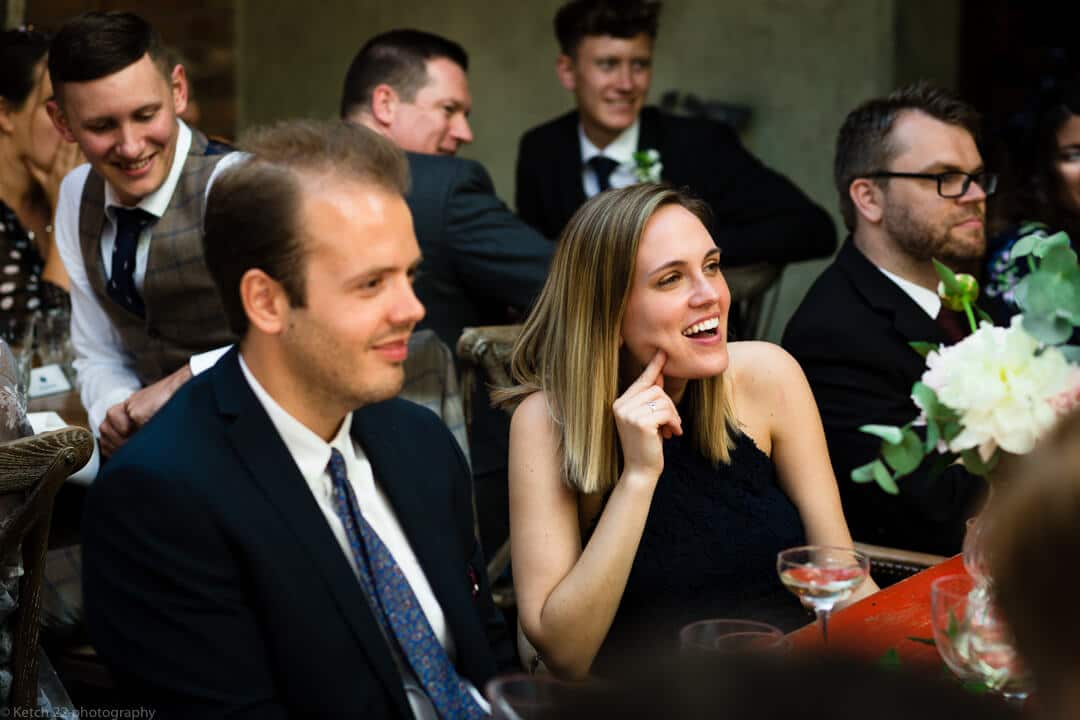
[882,428,925,476]
[1033,231,1072,257]
[1060,345,1080,363]
[878,647,902,669]
[860,424,903,444]
[924,418,940,454]
[1009,232,1042,260]
[941,421,962,442]
[851,461,877,484]
[1022,311,1074,346]
[911,383,942,417]
[1017,221,1049,236]
[909,341,939,358]
[906,636,936,647]
[872,461,899,495]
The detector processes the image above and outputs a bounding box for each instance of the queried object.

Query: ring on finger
[646,400,657,412]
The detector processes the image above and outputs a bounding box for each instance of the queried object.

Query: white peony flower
[920,315,1073,455]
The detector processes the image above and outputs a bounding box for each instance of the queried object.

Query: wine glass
[679,618,790,656]
[930,573,1032,705]
[486,673,567,720]
[777,545,869,643]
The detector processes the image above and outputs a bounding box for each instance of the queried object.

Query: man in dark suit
[342,30,552,559]
[82,120,513,717]
[516,0,835,267]
[783,84,994,555]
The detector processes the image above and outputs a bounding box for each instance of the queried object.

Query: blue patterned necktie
[327,449,486,719]
[107,207,155,317]
[587,155,619,192]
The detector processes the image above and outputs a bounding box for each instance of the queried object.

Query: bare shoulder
[728,341,806,400]
[510,391,563,460]
[511,390,557,435]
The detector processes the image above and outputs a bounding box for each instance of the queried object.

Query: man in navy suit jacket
[342,29,553,561]
[516,0,835,267]
[82,120,514,717]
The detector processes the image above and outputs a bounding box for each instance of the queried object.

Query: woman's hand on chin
[613,349,683,484]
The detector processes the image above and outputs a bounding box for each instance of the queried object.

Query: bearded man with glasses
[782,83,1002,556]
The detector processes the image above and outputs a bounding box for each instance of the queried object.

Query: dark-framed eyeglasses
[864,170,998,198]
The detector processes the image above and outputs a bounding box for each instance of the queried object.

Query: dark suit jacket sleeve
[444,411,517,672]
[696,123,836,267]
[83,458,289,719]
[514,131,547,237]
[446,159,552,313]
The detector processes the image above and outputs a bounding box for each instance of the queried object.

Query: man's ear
[850,177,885,225]
[370,84,399,127]
[169,63,189,117]
[46,100,76,142]
[240,268,290,336]
[556,54,577,93]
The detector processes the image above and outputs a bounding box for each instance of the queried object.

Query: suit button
[148,328,160,339]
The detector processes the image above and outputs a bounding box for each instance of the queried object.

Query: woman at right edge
[500,184,877,679]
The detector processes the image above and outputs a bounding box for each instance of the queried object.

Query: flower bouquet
[852,227,1080,494]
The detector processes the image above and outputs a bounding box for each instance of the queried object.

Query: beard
[882,200,986,267]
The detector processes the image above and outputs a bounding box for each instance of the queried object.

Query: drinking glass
[930,573,1031,705]
[777,545,869,643]
[486,674,567,720]
[0,315,36,412]
[38,307,74,378]
[679,618,789,656]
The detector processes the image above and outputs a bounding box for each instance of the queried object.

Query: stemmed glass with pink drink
[777,545,870,643]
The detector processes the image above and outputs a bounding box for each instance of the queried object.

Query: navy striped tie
[107,207,154,317]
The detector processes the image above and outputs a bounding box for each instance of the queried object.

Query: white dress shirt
[54,120,246,431]
[877,266,941,319]
[578,119,640,197]
[237,355,488,713]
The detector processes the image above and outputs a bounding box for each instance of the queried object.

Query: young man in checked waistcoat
[47,11,243,457]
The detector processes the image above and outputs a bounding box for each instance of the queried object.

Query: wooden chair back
[0,427,93,708]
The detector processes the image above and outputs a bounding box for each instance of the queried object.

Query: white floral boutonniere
[632,149,663,183]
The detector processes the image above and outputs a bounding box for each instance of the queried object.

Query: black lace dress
[0,201,68,337]
[591,424,810,672]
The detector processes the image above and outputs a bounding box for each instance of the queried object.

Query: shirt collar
[578,118,640,166]
[877,266,942,319]
[105,119,192,219]
[237,353,354,484]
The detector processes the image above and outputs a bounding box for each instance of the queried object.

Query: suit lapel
[350,406,491,679]
[637,107,664,175]
[212,351,410,716]
[556,112,587,229]
[836,240,947,345]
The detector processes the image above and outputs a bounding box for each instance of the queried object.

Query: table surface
[28,389,89,430]
[788,555,966,666]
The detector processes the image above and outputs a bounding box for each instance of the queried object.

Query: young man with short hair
[47,11,241,456]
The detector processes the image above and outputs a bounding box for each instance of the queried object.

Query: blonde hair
[497,184,736,494]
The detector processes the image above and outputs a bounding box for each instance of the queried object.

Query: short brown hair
[339,29,469,119]
[834,82,980,230]
[554,0,661,57]
[203,120,409,336]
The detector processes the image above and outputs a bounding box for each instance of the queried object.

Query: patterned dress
[0,201,68,338]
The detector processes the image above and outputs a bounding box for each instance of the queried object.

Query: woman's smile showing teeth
[682,316,720,338]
